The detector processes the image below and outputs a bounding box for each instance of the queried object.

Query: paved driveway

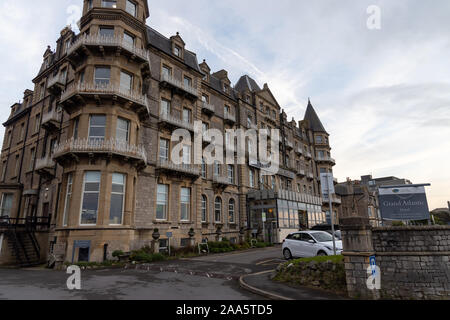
[0,247,284,300]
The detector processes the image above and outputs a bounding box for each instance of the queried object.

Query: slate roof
[304,100,327,133]
[146,26,202,73]
[235,75,261,93]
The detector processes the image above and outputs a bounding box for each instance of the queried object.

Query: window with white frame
[180,187,191,221]
[249,169,254,188]
[227,165,234,184]
[201,158,207,179]
[0,193,13,217]
[182,108,191,124]
[229,199,235,223]
[184,76,192,88]
[160,99,170,116]
[99,26,114,38]
[201,195,207,222]
[80,171,101,225]
[182,145,191,165]
[95,67,110,86]
[156,184,168,220]
[162,65,171,78]
[89,115,106,144]
[120,71,132,92]
[63,174,73,226]
[159,138,169,162]
[123,32,135,47]
[214,161,220,176]
[101,0,117,8]
[214,197,222,223]
[116,118,130,143]
[110,173,125,225]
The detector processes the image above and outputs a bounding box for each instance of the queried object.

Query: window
[229,199,235,223]
[19,123,25,141]
[201,195,207,222]
[184,76,192,88]
[60,67,67,83]
[34,115,40,134]
[80,70,85,84]
[160,99,170,116]
[116,118,130,143]
[123,32,135,47]
[125,0,137,17]
[227,165,234,184]
[14,155,19,177]
[182,108,191,123]
[159,138,169,162]
[80,172,101,225]
[156,184,168,220]
[73,118,79,139]
[201,158,207,179]
[29,148,35,171]
[120,71,132,92]
[99,27,115,38]
[174,46,181,57]
[88,0,93,10]
[110,173,125,225]
[315,135,323,144]
[180,187,191,221]
[1,161,6,182]
[89,115,106,143]
[214,161,220,176]
[202,94,209,103]
[214,197,222,223]
[63,174,73,226]
[101,0,117,8]
[317,150,325,158]
[95,67,110,86]
[182,145,191,165]
[0,193,13,217]
[40,83,45,100]
[162,65,171,78]
[271,176,276,190]
[249,170,254,188]
[247,115,252,128]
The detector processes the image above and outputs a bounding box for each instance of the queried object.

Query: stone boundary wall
[343,224,450,300]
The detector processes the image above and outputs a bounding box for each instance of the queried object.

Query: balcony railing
[67,34,150,63]
[35,156,56,172]
[316,155,336,165]
[60,82,149,112]
[53,138,147,164]
[213,174,233,186]
[277,167,296,179]
[323,194,342,205]
[159,112,194,132]
[202,101,215,115]
[41,109,62,129]
[285,140,294,149]
[160,73,198,98]
[304,151,312,159]
[296,168,306,176]
[277,189,323,206]
[307,172,314,179]
[47,74,66,94]
[295,147,303,156]
[224,111,236,123]
[157,159,200,177]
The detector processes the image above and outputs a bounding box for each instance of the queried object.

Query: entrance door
[78,247,90,262]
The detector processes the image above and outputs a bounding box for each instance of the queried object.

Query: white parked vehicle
[282,231,343,259]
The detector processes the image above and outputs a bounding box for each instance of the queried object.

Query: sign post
[262,211,266,243]
[320,173,336,256]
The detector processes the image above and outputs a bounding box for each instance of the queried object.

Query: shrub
[112,250,124,258]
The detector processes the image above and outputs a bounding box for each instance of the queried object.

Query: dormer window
[173,45,182,57]
[126,0,137,17]
[102,0,117,8]
[223,84,229,94]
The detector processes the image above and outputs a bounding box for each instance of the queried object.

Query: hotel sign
[379,185,430,221]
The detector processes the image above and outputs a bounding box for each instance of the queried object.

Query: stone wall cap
[373,225,450,232]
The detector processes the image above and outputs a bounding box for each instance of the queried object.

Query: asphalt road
[0,246,284,300]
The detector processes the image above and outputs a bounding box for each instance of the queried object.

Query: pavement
[0,246,345,300]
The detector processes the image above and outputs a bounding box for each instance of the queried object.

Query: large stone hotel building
[0,0,339,265]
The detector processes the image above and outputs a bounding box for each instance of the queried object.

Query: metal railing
[53,138,147,163]
[0,215,52,230]
[161,73,198,97]
[157,159,200,176]
[159,112,194,131]
[61,81,149,112]
[67,34,150,62]
[323,194,342,204]
[316,155,336,164]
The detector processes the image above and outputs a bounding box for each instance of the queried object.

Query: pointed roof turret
[304,99,328,134]
[235,75,261,93]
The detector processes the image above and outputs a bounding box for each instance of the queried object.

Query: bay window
[80,172,101,225]
[109,173,125,225]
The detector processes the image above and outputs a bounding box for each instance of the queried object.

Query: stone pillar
[215,226,222,242]
[151,229,160,254]
[188,228,196,247]
[239,228,245,244]
[340,216,380,300]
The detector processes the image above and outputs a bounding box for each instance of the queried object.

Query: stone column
[341,216,380,300]
[151,229,160,254]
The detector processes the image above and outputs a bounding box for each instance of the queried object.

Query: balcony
[213,174,233,188]
[160,73,198,100]
[224,111,236,125]
[296,168,306,177]
[285,140,294,150]
[60,82,149,115]
[295,147,303,156]
[307,172,314,180]
[67,34,150,65]
[316,155,336,166]
[47,74,66,95]
[35,156,56,176]
[158,112,194,132]
[53,138,147,167]
[41,109,62,131]
[323,194,342,205]
[248,189,322,206]
[201,101,215,115]
[277,167,296,179]
[304,151,312,159]
[156,159,200,178]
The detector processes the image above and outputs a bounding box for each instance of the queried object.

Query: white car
[282,231,343,259]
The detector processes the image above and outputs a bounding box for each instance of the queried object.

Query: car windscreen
[310,232,334,242]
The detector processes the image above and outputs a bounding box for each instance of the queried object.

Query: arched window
[214,197,222,223]
[229,199,235,223]
[201,195,207,223]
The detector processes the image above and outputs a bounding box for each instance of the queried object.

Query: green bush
[130,249,167,263]
[112,250,124,258]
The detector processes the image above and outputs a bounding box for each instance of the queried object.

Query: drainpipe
[16,110,32,219]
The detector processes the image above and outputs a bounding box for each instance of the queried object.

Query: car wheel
[317,251,327,257]
[283,248,293,260]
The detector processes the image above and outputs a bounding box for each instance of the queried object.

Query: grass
[291,255,344,265]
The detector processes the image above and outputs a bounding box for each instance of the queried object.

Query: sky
[0,0,449,210]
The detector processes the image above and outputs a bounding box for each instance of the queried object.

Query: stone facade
[0,0,339,265]
[342,219,450,300]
